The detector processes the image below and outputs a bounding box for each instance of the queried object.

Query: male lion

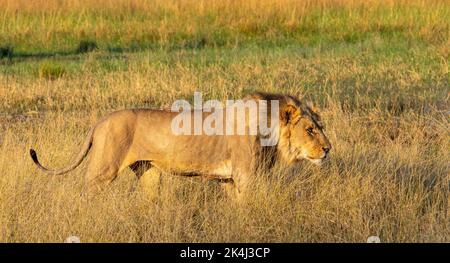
[30,92,331,198]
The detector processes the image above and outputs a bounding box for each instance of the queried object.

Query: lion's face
[287,114,331,165]
[278,99,332,166]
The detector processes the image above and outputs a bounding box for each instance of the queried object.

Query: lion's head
[277,95,332,165]
[245,92,332,166]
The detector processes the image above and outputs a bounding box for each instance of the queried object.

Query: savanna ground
[0,0,448,242]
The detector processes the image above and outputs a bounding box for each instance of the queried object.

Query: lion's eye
[306,127,314,134]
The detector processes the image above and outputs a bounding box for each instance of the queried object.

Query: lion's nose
[322,147,330,154]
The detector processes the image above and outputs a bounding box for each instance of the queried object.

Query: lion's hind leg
[82,131,131,197]
[83,158,121,197]
[140,168,162,200]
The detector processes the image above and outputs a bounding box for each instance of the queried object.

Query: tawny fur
[30,92,331,198]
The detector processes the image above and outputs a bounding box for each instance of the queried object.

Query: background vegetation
[0,0,448,242]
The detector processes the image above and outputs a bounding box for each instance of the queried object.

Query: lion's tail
[29,127,95,175]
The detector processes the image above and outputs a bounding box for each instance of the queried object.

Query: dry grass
[0,0,448,242]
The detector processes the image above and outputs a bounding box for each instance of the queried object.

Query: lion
[29,92,331,198]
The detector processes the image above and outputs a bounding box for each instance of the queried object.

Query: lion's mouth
[292,149,327,165]
[305,155,327,165]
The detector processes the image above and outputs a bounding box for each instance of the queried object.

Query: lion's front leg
[227,136,258,202]
[231,170,250,202]
[229,153,254,201]
[219,171,250,203]
[220,180,238,199]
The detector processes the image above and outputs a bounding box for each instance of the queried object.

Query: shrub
[76,40,98,53]
[38,61,67,80]
[0,45,13,59]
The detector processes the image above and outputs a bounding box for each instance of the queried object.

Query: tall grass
[0,0,448,242]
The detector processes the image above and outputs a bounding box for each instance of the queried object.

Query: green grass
[1,0,448,54]
[37,60,67,79]
[1,38,447,114]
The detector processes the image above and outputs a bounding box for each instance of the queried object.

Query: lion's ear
[280,104,301,125]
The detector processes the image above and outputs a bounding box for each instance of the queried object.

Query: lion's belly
[205,160,233,178]
[138,133,232,178]
[151,158,232,179]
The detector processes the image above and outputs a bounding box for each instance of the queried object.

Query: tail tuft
[30,149,38,164]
